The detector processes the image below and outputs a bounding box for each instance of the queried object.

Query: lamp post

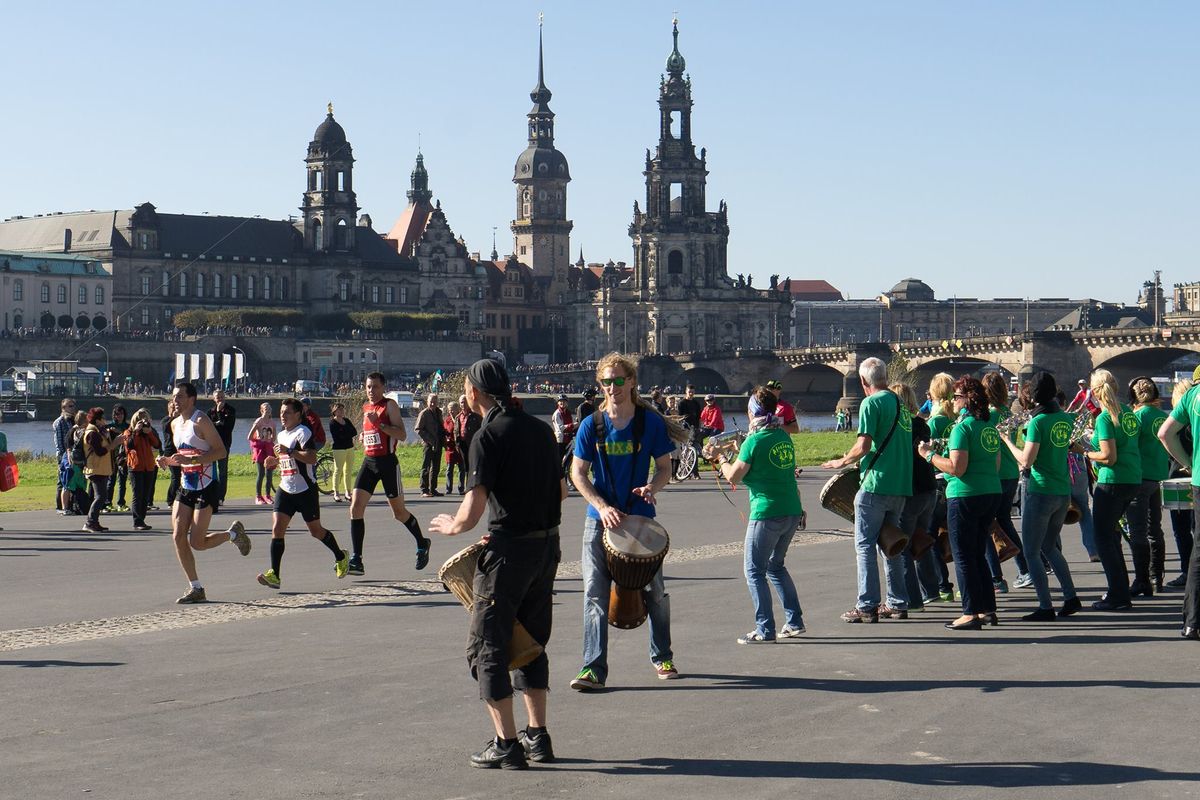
[95,343,109,394]
[230,345,245,394]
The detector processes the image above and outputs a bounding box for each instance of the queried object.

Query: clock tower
[511,21,572,302]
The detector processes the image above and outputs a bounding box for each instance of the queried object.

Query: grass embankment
[0,432,858,513]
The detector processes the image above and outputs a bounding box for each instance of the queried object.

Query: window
[668,109,680,138]
[12,280,22,301]
[247,275,256,297]
[337,171,346,191]
[371,285,380,304]
[213,273,222,298]
[141,308,150,326]
[179,272,188,296]
[95,285,104,305]
[164,308,173,321]
[400,287,408,304]
[161,271,169,296]
[313,218,323,249]
[669,182,683,215]
[41,283,50,303]
[668,250,684,274]
[141,275,151,296]
[520,245,527,255]
[263,275,272,300]
[11,313,21,328]
[57,285,67,303]
[385,286,394,304]
[78,284,88,305]
[196,273,204,298]
[517,315,526,329]
[230,274,239,299]
[280,277,288,300]
[501,314,511,329]
[486,313,496,328]
[339,281,349,302]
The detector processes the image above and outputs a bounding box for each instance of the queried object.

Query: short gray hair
[858,357,888,389]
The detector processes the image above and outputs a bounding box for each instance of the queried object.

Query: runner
[156,381,251,604]
[255,398,349,589]
[348,371,430,575]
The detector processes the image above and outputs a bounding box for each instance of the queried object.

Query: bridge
[521,327,1200,412]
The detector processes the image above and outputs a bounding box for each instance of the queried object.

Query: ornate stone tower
[511,23,572,301]
[301,104,360,253]
[629,19,730,296]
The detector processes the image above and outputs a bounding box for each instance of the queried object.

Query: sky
[2,2,1197,304]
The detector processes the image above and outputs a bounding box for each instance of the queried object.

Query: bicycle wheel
[675,444,697,480]
[562,451,575,492]
[314,452,334,496]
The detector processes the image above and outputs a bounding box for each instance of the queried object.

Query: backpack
[591,404,647,513]
[70,430,87,467]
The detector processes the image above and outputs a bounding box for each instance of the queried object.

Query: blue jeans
[899,490,942,604]
[947,493,1001,615]
[1021,491,1078,609]
[744,515,805,638]
[853,490,908,611]
[1069,455,1097,557]
[582,516,672,682]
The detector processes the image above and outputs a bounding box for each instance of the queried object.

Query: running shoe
[347,556,365,576]
[469,737,528,770]
[335,551,350,579]
[255,496,267,506]
[1012,573,1034,589]
[778,623,806,638]
[737,631,774,644]
[517,728,556,763]
[257,569,281,589]
[937,590,955,602]
[116,504,129,512]
[569,668,604,691]
[133,523,152,531]
[993,579,1010,594]
[654,660,680,680]
[878,604,909,619]
[841,608,878,623]
[227,521,251,556]
[176,586,207,604]
[415,538,431,571]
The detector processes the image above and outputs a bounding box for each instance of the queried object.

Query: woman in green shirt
[919,376,1001,630]
[926,372,956,449]
[983,373,1028,593]
[1126,377,1169,595]
[709,387,806,643]
[1086,368,1142,610]
[1002,372,1081,620]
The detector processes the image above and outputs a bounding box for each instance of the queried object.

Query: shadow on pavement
[610,672,1200,694]
[0,659,125,668]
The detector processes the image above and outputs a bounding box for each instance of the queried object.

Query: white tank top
[176,409,214,491]
[276,424,316,494]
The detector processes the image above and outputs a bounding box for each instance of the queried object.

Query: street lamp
[95,343,109,394]
[229,345,245,394]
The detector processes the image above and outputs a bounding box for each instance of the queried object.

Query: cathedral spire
[407,151,431,205]
[666,16,686,77]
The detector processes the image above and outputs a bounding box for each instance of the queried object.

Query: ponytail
[1089,369,1121,425]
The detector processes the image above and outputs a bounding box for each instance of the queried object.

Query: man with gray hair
[821,357,913,622]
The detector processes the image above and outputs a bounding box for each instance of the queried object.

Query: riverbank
[0,432,858,512]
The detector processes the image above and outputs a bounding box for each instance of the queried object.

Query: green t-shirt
[928,413,953,456]
[856,390,912,496]
[1134,405,1169,482]
[738,428,803,520]
[0,430,7,453]
[945,415,1002,498]
[989,407,1020,481]
[1025,410,1073,496]
[1091,403,1142,485]
[1169,384,1200,486]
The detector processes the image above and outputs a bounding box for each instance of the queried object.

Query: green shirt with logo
[928,413,954,456]
[857,390,912,496]
[1091,403,1142,485]
[1169,384,1200,486]
[1133,405,1169,482]
[945,415,1002,498]
[1025,410,1074,496]
[989,407,1020,481]
[738,428,803,520]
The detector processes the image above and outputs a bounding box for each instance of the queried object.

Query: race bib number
[279,455,297,476]
[363,430,382,449]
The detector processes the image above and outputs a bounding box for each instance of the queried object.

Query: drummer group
[824,357,1200,638]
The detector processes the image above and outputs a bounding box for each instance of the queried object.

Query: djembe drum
[602,516,670,629]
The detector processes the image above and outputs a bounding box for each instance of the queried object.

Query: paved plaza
[1,473,1197,799]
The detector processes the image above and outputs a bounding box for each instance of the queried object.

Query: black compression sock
[319,529,342,558]
[350,518,365,557]
[403,512,425,544]
[270,538,285,575]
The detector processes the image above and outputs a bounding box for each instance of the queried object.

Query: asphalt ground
[1,472,1197,799]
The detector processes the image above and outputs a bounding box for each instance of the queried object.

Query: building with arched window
[0,250,112,332]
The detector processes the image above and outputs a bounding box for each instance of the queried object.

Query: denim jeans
[1126,479,1165,584]
[1020,491,1078,609]
[984,478,1028,580]
[1093,482,1138,604]
[582,516,672,682]
[743,515,804,638]
[947,493,1001,615]
[853,490,908,611]
[1069,455,1097,557]
[899,490,942,604]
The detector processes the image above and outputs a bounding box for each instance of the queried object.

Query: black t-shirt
[468,405,562,536]
[910,415,937,493]
[208,404,237,449]
[329,418,357,450]
[678,397,702,428]
[575,401,595,426]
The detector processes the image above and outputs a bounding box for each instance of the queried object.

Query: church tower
[629,20,729,295]
[511,22,572,300]
[301,104,360,252]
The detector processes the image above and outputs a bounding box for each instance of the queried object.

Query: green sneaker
[569,668,604,691]
[335,551,349,579]
[938,590,954,602]
[257,568,280,589]
[654,660,680,680]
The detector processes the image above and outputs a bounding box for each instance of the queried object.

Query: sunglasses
[599,377,627,387]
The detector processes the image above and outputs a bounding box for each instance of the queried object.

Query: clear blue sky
[3,2,1196,303]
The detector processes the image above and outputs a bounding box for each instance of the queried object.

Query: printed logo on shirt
[980,426,1001,453]
[1120,412,1140,438]
[1149,415,1165,434]
[603,439,635,457]
[898,406,913,433]
[1050,420,1072,448]
[768,440,795,470]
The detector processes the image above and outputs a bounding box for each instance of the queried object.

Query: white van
[294,379,324,395]
[386,390,416,411]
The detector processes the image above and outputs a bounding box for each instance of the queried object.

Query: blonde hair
[890,382,919,415]
[595,352,689,445]
[1090,368,1121,424]
[1173,379,1194,406]
[1130,377,1159,406]
[132,408,152,426]
[929,372,954,419]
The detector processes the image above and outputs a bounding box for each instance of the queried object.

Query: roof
[0,249,108,276]
[386,200,434,257]
[783,279,842,301]
[0,210,130,252]
[156,214,302,259]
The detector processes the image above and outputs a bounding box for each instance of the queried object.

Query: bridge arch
[779,363,846,412]
[1091,345,1200,385]
[672,367,728,394]
[907,357,1016,391]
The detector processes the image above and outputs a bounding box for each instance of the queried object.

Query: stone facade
[0,250,112,331]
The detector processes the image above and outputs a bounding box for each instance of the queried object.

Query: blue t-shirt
[574,407,675,520]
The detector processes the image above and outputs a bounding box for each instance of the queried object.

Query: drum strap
[593,406,646,513]
[863,391,901,475]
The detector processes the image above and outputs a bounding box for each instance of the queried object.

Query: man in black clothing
[430,358,564,770]
[207,389,236,504]
[677,384,703,478]
[575,387,597,427]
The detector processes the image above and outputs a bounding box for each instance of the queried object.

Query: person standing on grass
[81,408,113,533]
[207,389,236,507]
[328,402,356,502]
[249,402,277,505]
[52,398,76,511]
[123,408,161,531]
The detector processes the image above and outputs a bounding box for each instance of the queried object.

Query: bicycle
[313,450,335,496]
[674,440,698,481]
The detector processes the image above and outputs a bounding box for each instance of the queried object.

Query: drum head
[604,516,669,558]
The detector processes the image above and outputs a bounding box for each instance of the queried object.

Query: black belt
[495,526,559,540]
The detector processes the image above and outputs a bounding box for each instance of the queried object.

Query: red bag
[0,452,19,492]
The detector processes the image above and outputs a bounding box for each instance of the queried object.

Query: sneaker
[227,521,251,556]
[1166,574,1188,589]
[778,624,806,638]
[1012,573,1034,589]
[878,605,909,620]
[517,728,556,763]
[133,523,152,531]
[81,523,103,533]
[570,668,604,691]
[430,489,444,497]
[254,496,267,506]
[257,568,281,589]
[335,551,349,579]
[938,590,955,602]
[654,660,680,680]
[993,579,1009,594]
[415,538,431,571]
[458,487,466,496]
[841,608,878,623]
[1058,597,1083,617]
[176,586,207,604]
[116,504,129,512]
[737,631,775,644]
[470,737,528,770]
[347,556,365,576]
